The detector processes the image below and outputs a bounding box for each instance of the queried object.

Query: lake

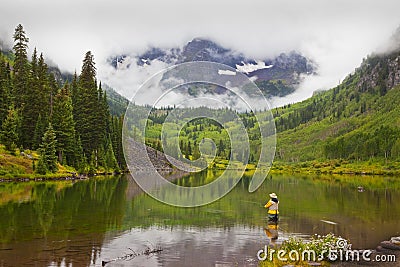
[0,172,399,266]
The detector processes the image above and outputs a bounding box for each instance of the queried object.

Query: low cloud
[0,0,399,108]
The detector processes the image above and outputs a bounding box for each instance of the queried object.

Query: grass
[271,159,400,176]
[0,145,76,180]
[259,233,347,267]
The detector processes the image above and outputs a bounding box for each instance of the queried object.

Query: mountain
[273,38,400,171]
[103,84,129,116]
[108,38,316,98]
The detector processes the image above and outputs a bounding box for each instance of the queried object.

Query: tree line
[0,24,125,174]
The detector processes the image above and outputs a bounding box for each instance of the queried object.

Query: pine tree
[20,48,41,148]
[103,90,111,134]
[0,57,12,123]
[71,72,79,119]
[0,107,19,153]
[33,114,47,149]
[52,84,76,166]
[75,51,102,158]
[110,115,124,169]
[37,53,51,118]
[104,136,118,171]
[75,136,85,172]
[39,123,58,173]
[187,141,192,158]
[96,82,108,141]
[217,139,225,157]
[192,140,201,160]
[12,24,30,109]
[117,116,126,168]
[36,155,47,175]
[48,73,59,117]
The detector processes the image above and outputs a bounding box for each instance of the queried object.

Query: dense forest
[0,24,125,175]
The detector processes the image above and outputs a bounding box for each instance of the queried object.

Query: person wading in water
[264,193,279,222]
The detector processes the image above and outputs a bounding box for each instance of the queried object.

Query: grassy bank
[2,142,400,181]
[271,159,400,176]
[212,157,400,176]
[0,145,76,180]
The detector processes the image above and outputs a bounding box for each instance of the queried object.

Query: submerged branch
[102,245,163,266]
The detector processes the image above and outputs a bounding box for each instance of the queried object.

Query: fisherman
[264,193,279,221]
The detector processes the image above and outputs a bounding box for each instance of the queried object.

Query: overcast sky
[1,0,400,106]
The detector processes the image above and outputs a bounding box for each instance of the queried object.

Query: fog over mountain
[101,37,316,107]
[1,0,400,107]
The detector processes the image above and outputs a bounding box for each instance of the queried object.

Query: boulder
[380,241,400,250]
[390,236,400,245]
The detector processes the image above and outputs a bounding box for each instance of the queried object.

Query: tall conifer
[52,84,76,166]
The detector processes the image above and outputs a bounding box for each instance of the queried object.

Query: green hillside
[273,48,400,174]
[103,84,129,117]
[125,47,400,175]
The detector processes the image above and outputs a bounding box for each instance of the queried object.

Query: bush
[36,156,47,175]
[280,233,351,261]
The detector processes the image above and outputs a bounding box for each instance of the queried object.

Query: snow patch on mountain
[236,61,273,74]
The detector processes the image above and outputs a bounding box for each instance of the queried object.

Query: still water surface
[0,172,399,266]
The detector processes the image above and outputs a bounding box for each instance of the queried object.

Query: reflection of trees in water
[0,176,127,266]
[124,173,400,248]
[0,174,399,265]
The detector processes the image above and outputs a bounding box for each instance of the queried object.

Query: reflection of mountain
[108,38,316,98]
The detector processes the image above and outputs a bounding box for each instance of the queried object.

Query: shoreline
[2,166,400,183]
[271,160,400,177]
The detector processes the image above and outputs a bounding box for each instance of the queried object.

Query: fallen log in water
[102,246,163,266]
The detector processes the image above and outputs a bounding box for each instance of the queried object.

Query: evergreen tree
[104,136,118,171]
[39,123,58,173]
[217,139,225,157]
[20,48,41,148]
[33,114,47,149]
[187,141,192,158]
[192,140,201,160]
[36,155,47,175]
[110,115,125,169]
[52,85,76,166]
[48,73,59,117]
[75,136,85,172]
[75,51,102,158]
[70,72,79,119]
[12,24,30,109]
[0,57,12,123]
[0,107,19,153]
[37,53,51,118]
[97,82,108,140]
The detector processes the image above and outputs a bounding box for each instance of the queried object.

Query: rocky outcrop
[357,52,400,93]
[386,56,400,89]
[124,139,195,172]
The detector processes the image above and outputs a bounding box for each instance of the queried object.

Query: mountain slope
[274,45,400,169]
[103,84,129,116]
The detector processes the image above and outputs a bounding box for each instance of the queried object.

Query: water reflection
[0,177,127,266]
[264,221,279,243]
[0,173,399,266]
